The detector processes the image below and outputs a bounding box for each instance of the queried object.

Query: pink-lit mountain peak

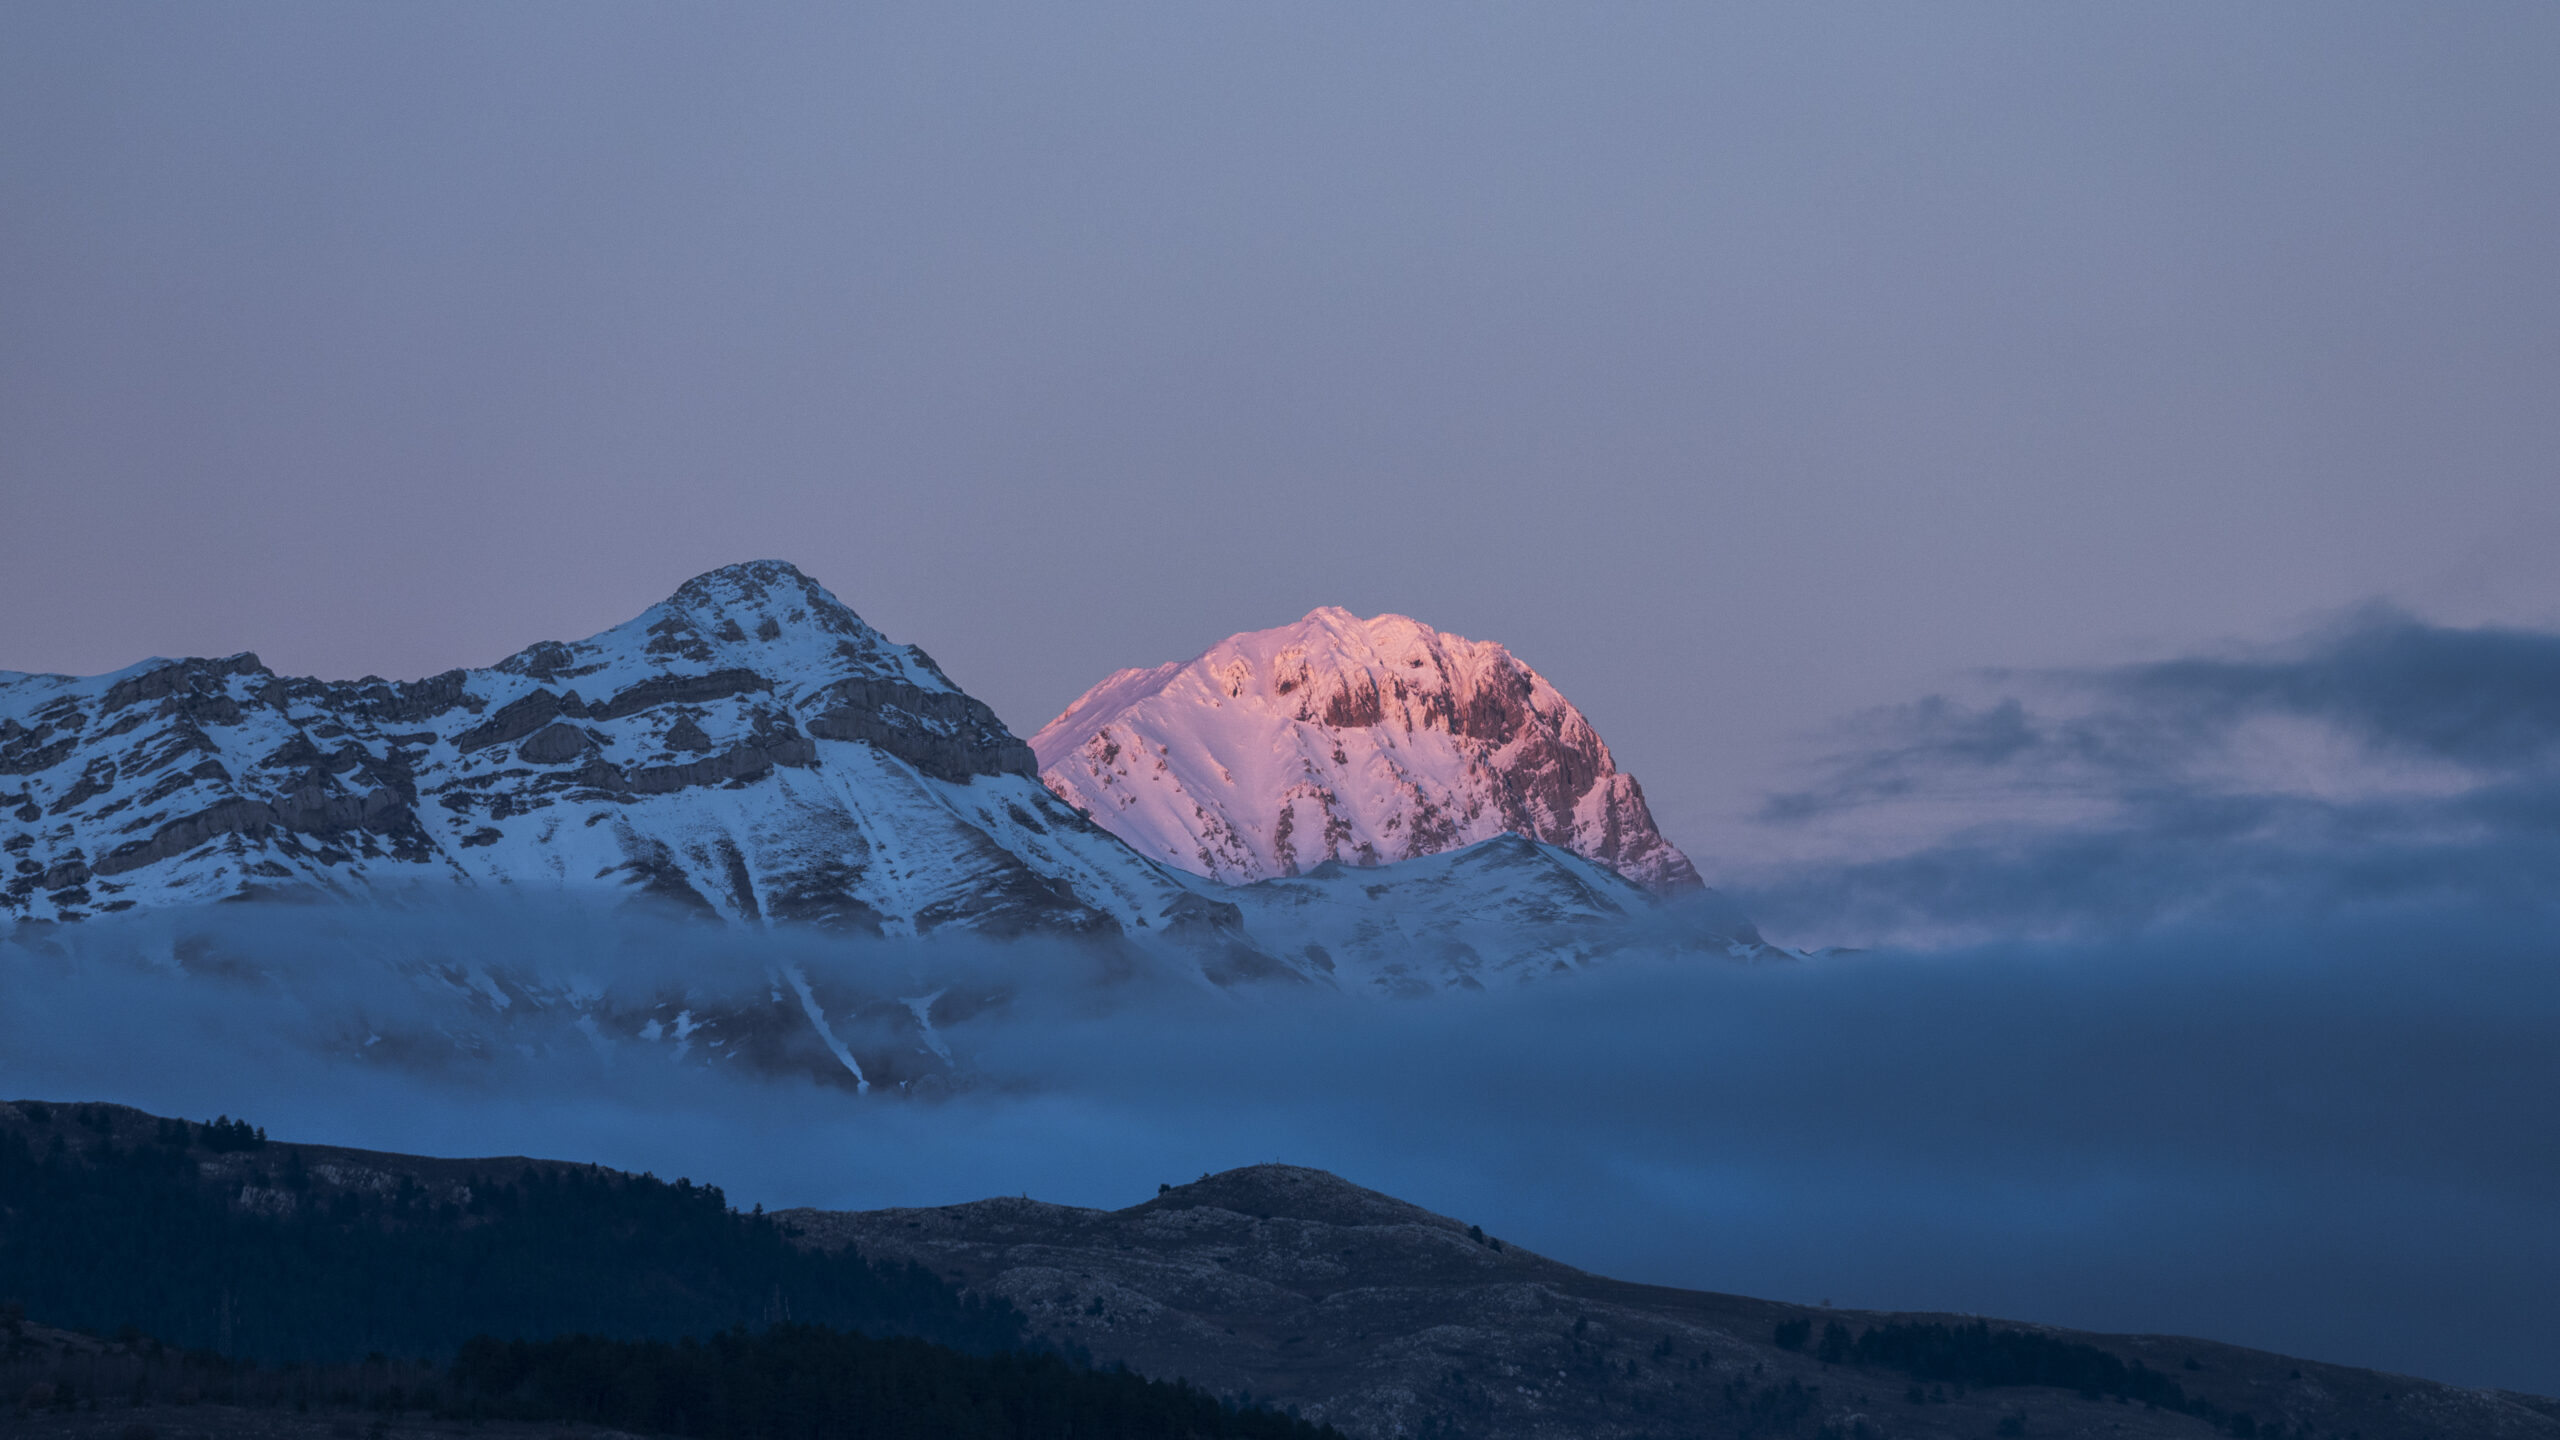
[1032,607,1702,893]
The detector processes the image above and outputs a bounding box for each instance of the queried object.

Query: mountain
[1228,832,1773,995]
[1,569,1758,1043]
[0,561,1203,941]
[794,1165,2559,1440]
[1031,607,1703,894]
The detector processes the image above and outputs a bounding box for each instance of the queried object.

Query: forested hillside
[0,1100,1017,1362]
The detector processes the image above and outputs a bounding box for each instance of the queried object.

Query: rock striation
[1033,608,1703,893]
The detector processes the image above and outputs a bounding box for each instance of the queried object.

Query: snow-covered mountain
[0,562,1217,944]
[1227,833,1768,996]
[2,567,1776,1071]
[2,569,1785,1089]
[1031,607,1702,893]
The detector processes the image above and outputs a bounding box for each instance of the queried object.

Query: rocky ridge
[0,562,1205,941]
[1033,607,1703,894]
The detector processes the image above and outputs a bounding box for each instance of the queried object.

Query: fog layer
[7,890,2557,1394]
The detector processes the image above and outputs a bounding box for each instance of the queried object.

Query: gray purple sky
[5,3,2557,868]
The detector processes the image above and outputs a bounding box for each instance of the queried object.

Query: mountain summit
[1031,607,1701,892]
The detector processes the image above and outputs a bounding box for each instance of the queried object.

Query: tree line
[450,1326,1339,1440]
[4,1319,1345,1440]
[0,1103,1019,1363]
[2,1103,1348,1437]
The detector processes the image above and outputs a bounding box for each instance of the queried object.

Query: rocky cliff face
[1032,608,1703,893]
[0,561,1193,940]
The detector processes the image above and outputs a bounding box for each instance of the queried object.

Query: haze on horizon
[4,3,2557,866]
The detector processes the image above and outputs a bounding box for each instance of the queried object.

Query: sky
[5,3,2559,866]
[7,3,2560,1400]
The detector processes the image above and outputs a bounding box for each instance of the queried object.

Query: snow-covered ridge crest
[497,559,955,703]
[0,561,1182,940]
[1032,606,1703,893]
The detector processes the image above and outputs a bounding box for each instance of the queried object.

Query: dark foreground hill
[0,1098,1018,1363]
[781,1165,2560,1440]
[0,1315,1337,1440]
[0,1099,1340,1440]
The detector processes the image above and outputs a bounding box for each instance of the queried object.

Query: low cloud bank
[6,889,2559,1395]
[1736,606,2560,948]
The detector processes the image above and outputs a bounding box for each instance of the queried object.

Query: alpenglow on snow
[1031,607,1702,893]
